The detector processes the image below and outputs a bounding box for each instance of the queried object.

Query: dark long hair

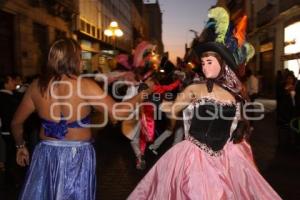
[201,51,250,143]
[38,38,81,95]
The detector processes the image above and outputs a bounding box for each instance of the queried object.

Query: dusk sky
[160,0,217,63]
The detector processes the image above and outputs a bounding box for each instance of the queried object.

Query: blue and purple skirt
[19,140,96,200]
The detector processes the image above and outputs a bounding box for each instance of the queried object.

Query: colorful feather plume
[115,54,132,70]
[244,42,255,64]
[187,6,255,68]
[210,7,254,66]
[225,22,238,54]
[234,15,248,47]
[133,41,155,68]
[207,7,230,44]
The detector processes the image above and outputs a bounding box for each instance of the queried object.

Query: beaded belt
[187,135,223,157]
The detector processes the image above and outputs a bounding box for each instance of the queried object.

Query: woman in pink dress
[127,41,282,199]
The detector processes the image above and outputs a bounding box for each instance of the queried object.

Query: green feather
[208,7,229,44]
[244,43,255,64]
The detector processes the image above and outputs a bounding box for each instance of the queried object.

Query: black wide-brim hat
[192,42,237,70]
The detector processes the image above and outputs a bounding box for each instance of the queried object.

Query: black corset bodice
[189,103,236,152]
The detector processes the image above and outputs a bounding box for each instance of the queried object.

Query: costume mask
[201,56,221,79]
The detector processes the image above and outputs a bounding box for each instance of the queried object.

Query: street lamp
[104,21,124,54]
[185,29,198,55]
[189,29,198,38]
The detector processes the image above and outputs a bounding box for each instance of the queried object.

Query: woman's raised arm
[82,78,152,121]
[160,84,196,118]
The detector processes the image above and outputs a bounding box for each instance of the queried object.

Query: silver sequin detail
[187,135,223,157]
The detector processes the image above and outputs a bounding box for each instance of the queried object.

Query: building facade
[0,0,78,76]
[248,0,300,97]
[101,0,132,53]
[143,0,164,55]
[131,0,147,47]
[79,0,164,72]
[77,0,102,72]
[78,0,133,73]
[0,0,164,75]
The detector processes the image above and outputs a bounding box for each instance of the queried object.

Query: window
[92,26,95,37]
[87,23,90,34]
[284,21,300,79]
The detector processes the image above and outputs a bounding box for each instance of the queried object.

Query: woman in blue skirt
[11,38,153,200]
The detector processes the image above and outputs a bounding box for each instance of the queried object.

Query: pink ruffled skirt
[128,140,282,200]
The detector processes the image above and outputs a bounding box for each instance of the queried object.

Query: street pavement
[1,99,300,200]
[95,112,300,200]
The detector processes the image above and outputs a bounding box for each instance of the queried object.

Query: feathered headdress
[188,6,255,70]
[185,6,256,101]
[133,41,155,68]
[115,54,132,70]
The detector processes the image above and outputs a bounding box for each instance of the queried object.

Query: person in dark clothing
[276,72,297,149]
[0,74,20,187]
[292,79,300,147]
[275,70,283,102]
[295,79,300,117]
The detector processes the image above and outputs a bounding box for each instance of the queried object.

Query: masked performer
[128,6,281,200]
[149,58,184,155]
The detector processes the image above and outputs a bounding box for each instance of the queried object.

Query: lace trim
[187,135,223,157]
[191,96,236,107]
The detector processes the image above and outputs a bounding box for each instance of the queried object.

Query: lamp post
[104,21,124,55]
[189,29,198,38]
[185,29,198,55]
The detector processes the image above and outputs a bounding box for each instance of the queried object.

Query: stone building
[78,0,164,72]
[78,0,133,73]
[100,0,132,53]
[0,0,164,75]
[131,0,147,46]
[143,0,164,55]
[0,0,78,76]
[247,0,300,97]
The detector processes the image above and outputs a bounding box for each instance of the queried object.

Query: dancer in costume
[149,57,184,155]
[121,41,157,170]
[11,38,153,200]
[122,67,153,170]
[121,43,182,169]
[128,6,281,200]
